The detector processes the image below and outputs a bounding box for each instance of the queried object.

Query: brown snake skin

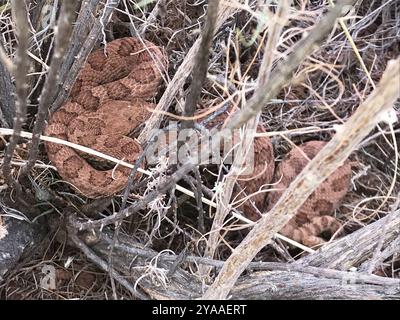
[265,141,352,247]
[45,37,352,247]
[45,37,166,198]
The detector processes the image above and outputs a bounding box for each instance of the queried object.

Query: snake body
[45,37,352,246]
[45,37,166,198]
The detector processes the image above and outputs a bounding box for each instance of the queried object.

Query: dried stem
[22,1,75,175]
[202,56,400,299]
[2,0,30,192]
[56,0,101,82]
[297,207,400,270]
[0,36,15,127]
[138,0,166,35]
[67,224,148,300]
[182,0,220,129]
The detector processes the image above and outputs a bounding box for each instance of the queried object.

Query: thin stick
[296,206,400,270]
[182,0,220,129]
[0,50,14,127]
[2,0,30,192]
[22,1,75,175]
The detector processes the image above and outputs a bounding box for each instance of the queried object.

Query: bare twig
[193,167,205,234]
[2,0,30,192]
[364,194,400,274]
[0,41,14,74]
[137,0,166,35]
[67,223,148,300]
[230,270,399,300]
[22,1,75,175]
[182,0,220,129]
[182,168,205,233]
[56,0,101,83]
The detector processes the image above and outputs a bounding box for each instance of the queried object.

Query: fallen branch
[230,270,399,300]
[72,226,400,300]
[0,43,14,127]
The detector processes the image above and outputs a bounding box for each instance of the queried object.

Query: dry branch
[182,0,220,129]
[73,226,400,300]
[137,0,166,35]
[0,43,15,127]
[2,0,30,192]
[202,57,400,299]
[68,227,148,300]
[55,0,101,83]
[230,270,399,300]
[22,1,75,175]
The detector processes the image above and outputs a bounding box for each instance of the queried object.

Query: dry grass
[0,0,399,299]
